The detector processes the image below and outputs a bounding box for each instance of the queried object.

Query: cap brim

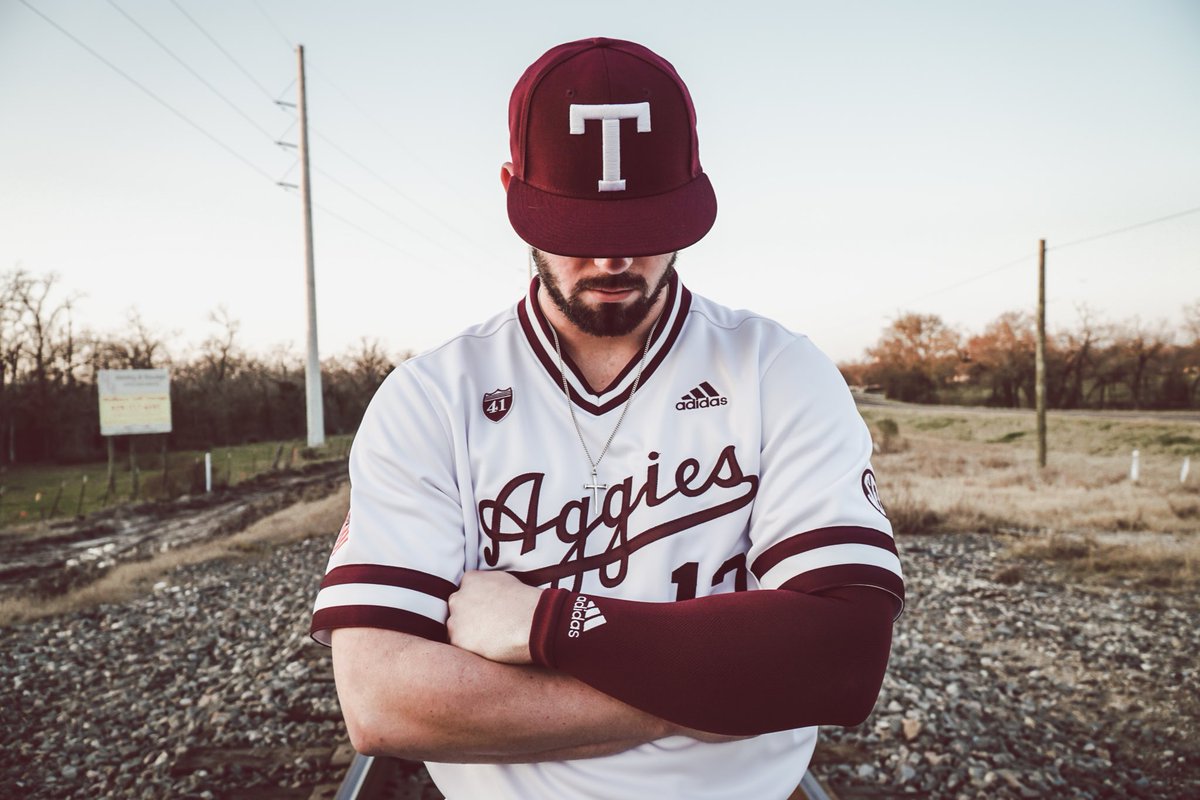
[507,173,717,258]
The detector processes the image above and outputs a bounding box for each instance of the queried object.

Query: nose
[592,257,634,273]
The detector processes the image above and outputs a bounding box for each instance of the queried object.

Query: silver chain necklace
[549,308,664,515]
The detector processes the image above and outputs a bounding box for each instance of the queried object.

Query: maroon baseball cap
[506,37,717,258]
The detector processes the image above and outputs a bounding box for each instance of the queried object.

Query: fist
[447,570,542,664]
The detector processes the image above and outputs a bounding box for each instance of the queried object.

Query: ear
[500,162,515,192]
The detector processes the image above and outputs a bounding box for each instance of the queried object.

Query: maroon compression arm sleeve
[528,584,896,736]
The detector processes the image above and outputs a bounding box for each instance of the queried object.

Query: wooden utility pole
[106,437,116,496]
[297,44,325,447]
[1035,239,1047,468]
[129,436,139,499]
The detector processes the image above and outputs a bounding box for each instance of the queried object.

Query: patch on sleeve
[331,511,351,554]
[861,469,887,518]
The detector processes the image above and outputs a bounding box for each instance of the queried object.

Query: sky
[1,0,1198,365]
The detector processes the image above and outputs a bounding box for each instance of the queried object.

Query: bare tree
[347,338,394,392]
[1179,299,1200,405]
[1054,304,1105,409]
[0,270,32,463]
[11,272,81,460]
[200,306,242,384]
[1183,300,1200,344]
[101,310,168,369]
[1116,317,1170,409]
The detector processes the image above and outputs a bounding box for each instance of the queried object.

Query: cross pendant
[583,468,608,511]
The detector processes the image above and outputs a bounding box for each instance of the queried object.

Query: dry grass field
[4,402,1197,628]
[860,401,1200,587]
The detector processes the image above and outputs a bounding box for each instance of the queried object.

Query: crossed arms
[333,626,689,763]
[331,573,897,763]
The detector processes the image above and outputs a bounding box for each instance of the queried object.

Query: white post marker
[1182,457,1191,485]
[205,452,213,493]
[1130,449,1140,483]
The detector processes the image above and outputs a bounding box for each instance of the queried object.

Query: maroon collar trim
[517,273,691,416]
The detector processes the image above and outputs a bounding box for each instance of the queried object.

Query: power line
[278,158,300,184]
[151,3,499,270]
[312,166,490,272]
[250,0,294,50]
[269,108,500,264]
[18,0,482,284]
[276,115,496,267]
[309,134,496,263]
[102,0,279,144]
[279,185,459,269]
[168,0,279,103]
[306,197,421,261]
[307,70,499,249]
[275,77,297,101]
[17,0,278,186]
[898,252,1036,307]
[143,4,493,270]
[312,126,499,261]
[146,2,472,267]
[1048,204,1200,252]
[284,173,458,265]
[885,202,1200,313]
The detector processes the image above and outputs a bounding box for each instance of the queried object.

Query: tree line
[839,303,1200,409]
[1,269,402,465]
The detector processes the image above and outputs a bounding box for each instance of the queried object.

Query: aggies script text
[477,446,759,592]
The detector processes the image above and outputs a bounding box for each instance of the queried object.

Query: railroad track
[329,752,841,800]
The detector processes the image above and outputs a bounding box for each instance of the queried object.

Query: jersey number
[670,554,749,601]
[485,398,508,414]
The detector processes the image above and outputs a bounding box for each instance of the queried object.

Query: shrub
[874,417,903,454]
[886,491,942,535]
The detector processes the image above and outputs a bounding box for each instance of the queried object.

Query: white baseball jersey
[312,274,903,800]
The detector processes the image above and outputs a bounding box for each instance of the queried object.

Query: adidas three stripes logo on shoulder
[676,380,729,411]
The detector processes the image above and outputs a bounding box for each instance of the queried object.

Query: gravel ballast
[2,531,1197,798]
[813,534,1199,799]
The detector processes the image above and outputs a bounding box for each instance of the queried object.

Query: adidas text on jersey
[676,380,728,411]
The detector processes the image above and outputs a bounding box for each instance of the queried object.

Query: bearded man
[311,37,904,800]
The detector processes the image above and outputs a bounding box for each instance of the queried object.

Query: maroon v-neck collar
[516,273,691,416]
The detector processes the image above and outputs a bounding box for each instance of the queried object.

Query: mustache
[573,275,648,293]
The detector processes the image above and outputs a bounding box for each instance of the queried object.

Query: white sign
[98,369,172,436]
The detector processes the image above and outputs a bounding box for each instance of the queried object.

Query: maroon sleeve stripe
[751,526,897,579]
[310,605,449,645]
[780,564,906,608]
[319,564,457,599]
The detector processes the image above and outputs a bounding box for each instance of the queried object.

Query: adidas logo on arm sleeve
[567,595,608,637]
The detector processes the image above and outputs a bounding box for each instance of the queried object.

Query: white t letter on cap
[568,102,651,192]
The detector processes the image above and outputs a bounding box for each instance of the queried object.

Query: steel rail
[334,753,841,799]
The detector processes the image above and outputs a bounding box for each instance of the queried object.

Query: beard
[532,249,677,338]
